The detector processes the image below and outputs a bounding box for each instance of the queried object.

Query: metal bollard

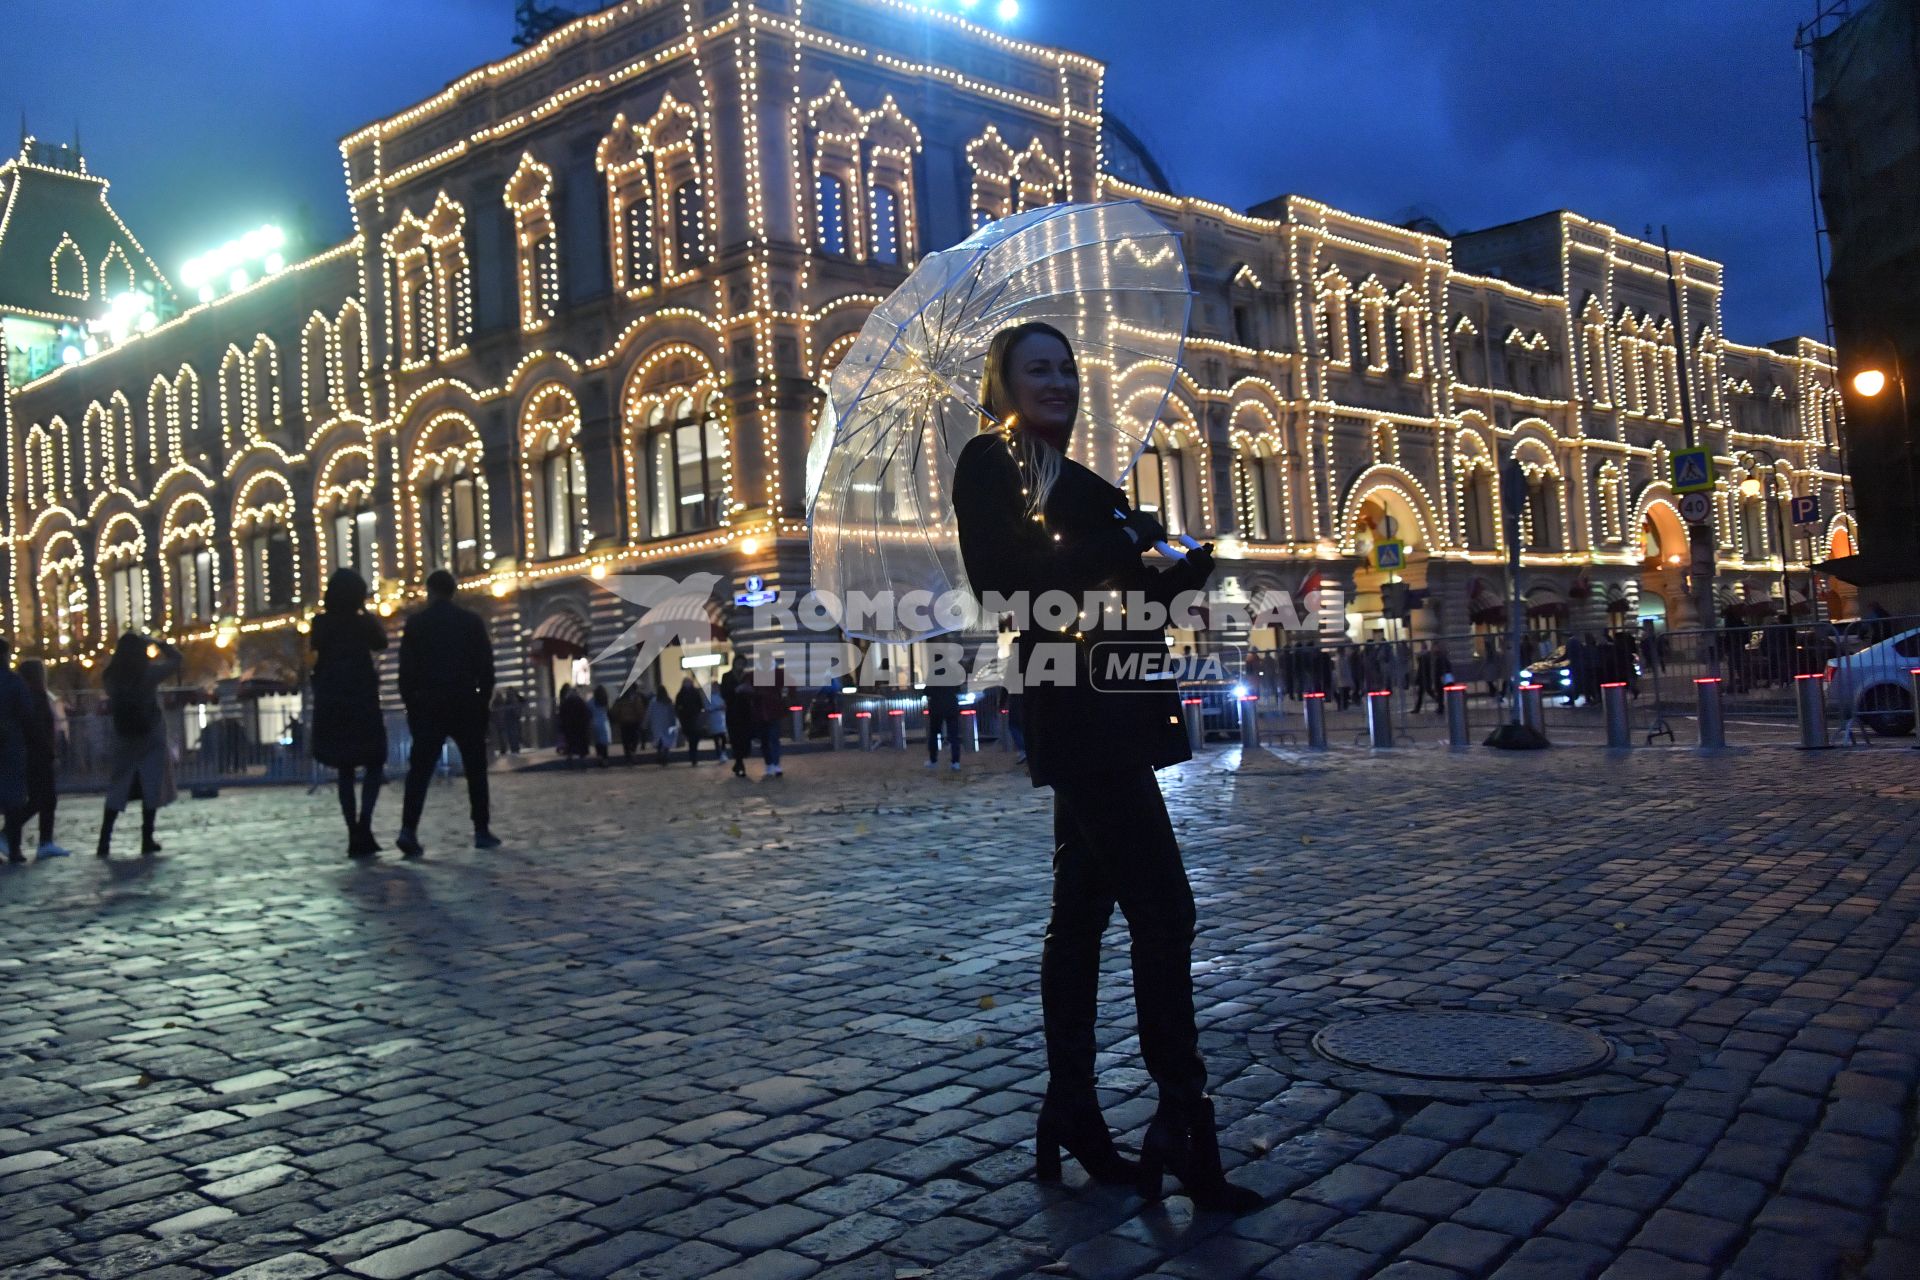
[856,710,873,751]
[1444,684,1469,747]
[1602,682,1630,748]
[1910,669,1920,750]
[790,705,805,743]
[962,708,979,751]
[889,709,907,750]
[1304,692,1328,749]
[1239,695,1260,749]
[1795,674,1829,749]
[1695,678,1725,748]
[1366,690,1395,748]
[829,711,844,751]
[1518,683,1545,734]
[1183,696,1204,753]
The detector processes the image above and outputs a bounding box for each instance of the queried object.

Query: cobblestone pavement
[2,739,1918,1280]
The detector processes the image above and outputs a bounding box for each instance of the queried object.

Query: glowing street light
[181,224,289,303]
[1853,367,1888,398]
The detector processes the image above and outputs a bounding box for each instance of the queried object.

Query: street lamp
[1847,341,1920,567]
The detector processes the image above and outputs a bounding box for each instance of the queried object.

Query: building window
[40,566,84,655]
[1130,439,1188,538]
[50,234,88,299]
[245,527,294,615]
[1523,473,1561,552]
[1463,467,1495,551]
[107,562,147,636]
[505,153,560,333]
[423,467,483,577]
[643,394,726,538]
[871,184,901,265]
[330,507,378,584]
[967,126,1016,229]
[174,547,215,626]
[538,448,588,558]
[816,173,850,257]
[672,178,706,269]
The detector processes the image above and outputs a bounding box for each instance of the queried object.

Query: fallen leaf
[134,1072,154,1088]
[974,1034,986,1048]
[978,995,996,1011]
[727,823,742,837]
[1300,835,1314,845]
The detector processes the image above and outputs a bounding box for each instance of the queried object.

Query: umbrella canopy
[807,200,1192,643]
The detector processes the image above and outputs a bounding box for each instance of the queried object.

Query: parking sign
[1791,494,1821,527]
[1673,448,1714,494]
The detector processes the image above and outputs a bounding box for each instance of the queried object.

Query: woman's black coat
[309,611,389,769]
[952,431,1211,788]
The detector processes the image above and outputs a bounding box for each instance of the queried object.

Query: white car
[1826,625,1920,736]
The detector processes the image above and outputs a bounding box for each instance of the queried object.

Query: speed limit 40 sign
[1679,491,1711,526]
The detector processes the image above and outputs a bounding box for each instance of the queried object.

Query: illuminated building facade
[0,0,1851,713]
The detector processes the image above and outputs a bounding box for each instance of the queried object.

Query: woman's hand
[1121,509,1167,548]
[1182,543,1216,582]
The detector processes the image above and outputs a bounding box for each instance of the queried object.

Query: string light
[1,1,1851,662]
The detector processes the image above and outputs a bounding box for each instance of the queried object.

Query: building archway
[1638,497,1690,628]
[1348,483,1429,641]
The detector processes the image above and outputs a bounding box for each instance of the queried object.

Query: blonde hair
[980,322,1071,520]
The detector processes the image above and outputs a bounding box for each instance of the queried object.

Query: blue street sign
[1672,448,1713,494]
[735,575,779,607]
[1791,494,1821,527]
[1374,539,1406,572]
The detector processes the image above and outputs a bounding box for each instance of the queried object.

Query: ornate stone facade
[0,0,1849,713]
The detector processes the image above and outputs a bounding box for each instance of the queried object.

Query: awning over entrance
[529,610,589,660]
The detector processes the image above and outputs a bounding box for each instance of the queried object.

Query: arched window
[50,234,88,299]
[815,172,850,257]
[334,301,368,417]
[966,127,1016,229]
[101,526,150,639]
[1741,490,1768,561]
[1597,462,1625,543]
[301,313,333,423]
[100,243,135,298]
[424,195,471,356]
[870,185,901,266]
[505,153,560,333]
[1013,139,1063,213]
[329,502,378,585]
[1523,468,1562,552]
[1462,466,1495,552]
[172,541,216,628]
[643,393,727,537]
[1581,300,1611,406]
[1358,279,1390,374]
[1394,286,1426,379]
[523,385,588,560]
[423,461,483,577]
[1129,427,1191,537]
[672,178,706,270]
[37,545,88,656]
[384,215,434,364]
[1240,439,1287,542]
[1318,271,1353,368]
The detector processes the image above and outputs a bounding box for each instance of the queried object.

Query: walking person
[500,686,525,754]
[395,570,499,857]
[612,685,644,763]
[6,660,67,860]
[0,644,31,863]
[703,680,729,757]
[674,676,706,766]
[588,685,613,766]
[951,320,1259,1211]
[97,632,180,859]
[310,568,390,859]
[722,662,755,777]
[555,685,590,765]
[924,678,963,771]
[647,686,678,765]
[750,664,787,778]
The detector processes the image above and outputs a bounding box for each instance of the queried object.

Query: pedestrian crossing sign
[1673,448,1714,494]
[1374,539,1406,572]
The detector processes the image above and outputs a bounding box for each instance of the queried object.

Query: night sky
[1,0,1825,344]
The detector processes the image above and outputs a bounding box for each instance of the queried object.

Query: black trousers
[926,708,962,763]
[5,766,57,850]
[401,707,489,832]
[1045,767,1208,1114]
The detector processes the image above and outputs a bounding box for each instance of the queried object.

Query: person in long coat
[5,659,66,859]
[722,663,755,777]
[951,320,1257,1212]
[646,687,678,765]
[702,681,729,755]
[310,568,390,858]
[674,677,706,766]
[588,686,613,765]
[98,632,181,859]
[555,685,590,763]
[0,642,30,862]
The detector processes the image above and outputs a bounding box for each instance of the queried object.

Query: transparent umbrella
[806,200,1192,643]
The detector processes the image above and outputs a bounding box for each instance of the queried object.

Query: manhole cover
[1312,1011,1614,1082]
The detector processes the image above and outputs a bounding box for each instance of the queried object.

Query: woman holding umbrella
[952,321,1259,1212]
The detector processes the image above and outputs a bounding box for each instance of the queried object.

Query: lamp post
[1849,343,1919,556]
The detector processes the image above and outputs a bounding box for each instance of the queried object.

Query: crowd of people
[546,664,787,777]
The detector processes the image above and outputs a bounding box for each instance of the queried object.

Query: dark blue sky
[2,0,1825,343]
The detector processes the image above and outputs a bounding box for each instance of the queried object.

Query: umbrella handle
[1113,506,1187,560]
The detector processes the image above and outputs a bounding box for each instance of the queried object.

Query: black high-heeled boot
[1136,1095,1262,1212]
[1034,1094,1138,1186]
